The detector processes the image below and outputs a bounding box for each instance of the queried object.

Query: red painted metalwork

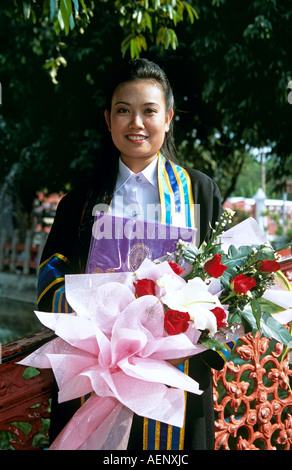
[213,330,292,450]
[0,329,55,450]
[279,255,292,282]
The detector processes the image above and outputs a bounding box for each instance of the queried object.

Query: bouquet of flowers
[19,210,292,450]
[171,209,292,352]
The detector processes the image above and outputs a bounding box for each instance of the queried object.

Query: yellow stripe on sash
[180,166,195,229]
[155,421,161,450]
[143,360,189,450]
[143,417,149,450]
[38,277,65,304]
[157,152,166,224]
[39,252,70,270]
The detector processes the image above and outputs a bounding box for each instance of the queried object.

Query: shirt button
[136,176,142,182]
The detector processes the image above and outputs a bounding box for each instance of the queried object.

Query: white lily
[160,277,221,336]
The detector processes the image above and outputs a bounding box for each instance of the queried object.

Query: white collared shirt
[110,157,161,222]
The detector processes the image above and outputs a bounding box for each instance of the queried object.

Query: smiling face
[104,80,174,173]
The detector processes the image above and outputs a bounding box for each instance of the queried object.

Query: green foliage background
[1,0,292,234]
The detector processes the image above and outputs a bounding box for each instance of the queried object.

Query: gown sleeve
[37,184,90,313]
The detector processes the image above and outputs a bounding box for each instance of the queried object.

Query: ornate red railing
[213,258,292,450]
[213,331,292,450]
[0,330,54,450]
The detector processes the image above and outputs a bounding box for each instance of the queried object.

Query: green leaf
[257,297,285,314]
[153,0,161,10]
[200,335,228,352]
[79,0,88,18]
[72,0,79,15]
[23,1,31,20]
[50,0,58,21]
[121,33,134,57]
[136,10,142,25]
[241,306,292,347]
[169,29,178,49]
[275,271,292,291]
[253,245,276,261]
[165,29,172,49]
[261,312,292,348]
[144,11,152,32]
[183,243,200,260]
[130,38,139,59]
[226,245,253,266]
[60,0,72,35]
[251,297,261,329]
[183,1,199,23]
[156,26,166,46]
[240,305,261,333]
[69,12,75,30]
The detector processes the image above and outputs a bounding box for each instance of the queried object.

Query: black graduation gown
[39,166,225,450]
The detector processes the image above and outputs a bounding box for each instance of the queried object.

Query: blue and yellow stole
[157,152,195,229]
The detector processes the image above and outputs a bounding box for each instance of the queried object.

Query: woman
[38,58,229,450]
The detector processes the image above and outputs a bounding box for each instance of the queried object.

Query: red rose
[168,261,184,276]
[231,273,256,295]
[164,309,190,335]
[204,254,227,277]
[210,307,228,329]
[133,279,156,297]
[259,260,280,273]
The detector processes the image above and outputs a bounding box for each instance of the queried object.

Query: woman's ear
[104,109,111,131]
[165,108,174,132]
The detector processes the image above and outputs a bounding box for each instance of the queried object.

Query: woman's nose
[129,114,144,129]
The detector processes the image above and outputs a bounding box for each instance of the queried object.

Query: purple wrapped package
[86,212,196,274]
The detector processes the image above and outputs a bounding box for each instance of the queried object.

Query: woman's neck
[120,154,158,174]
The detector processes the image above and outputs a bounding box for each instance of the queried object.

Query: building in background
[223,190,292,244]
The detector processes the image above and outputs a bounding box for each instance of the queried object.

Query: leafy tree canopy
[1,0,292,233]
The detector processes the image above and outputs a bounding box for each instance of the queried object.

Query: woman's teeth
[127,135,147,141]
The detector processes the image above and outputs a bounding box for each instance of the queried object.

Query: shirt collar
[115,156,158,192]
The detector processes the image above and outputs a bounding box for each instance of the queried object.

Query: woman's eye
[117,108,129,113]
[145,108,157,114]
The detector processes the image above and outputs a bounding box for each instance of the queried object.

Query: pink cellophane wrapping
[18,259,206,450]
